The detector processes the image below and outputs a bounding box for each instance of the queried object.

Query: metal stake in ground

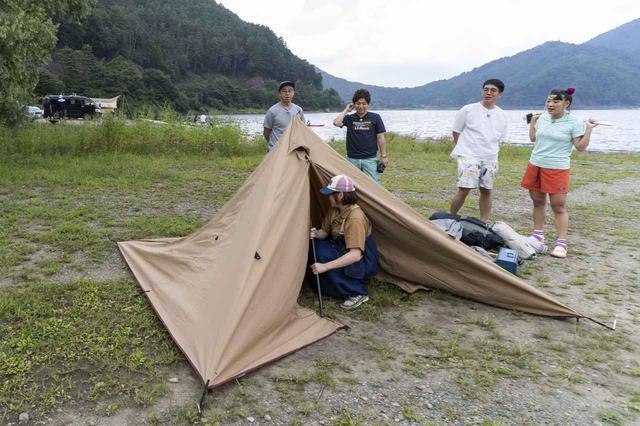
[197,379,210,415]
[311,237,325,317]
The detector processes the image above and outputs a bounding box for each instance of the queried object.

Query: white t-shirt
[450,102,509,161]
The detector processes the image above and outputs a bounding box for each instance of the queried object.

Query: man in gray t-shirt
[263,81,306,150]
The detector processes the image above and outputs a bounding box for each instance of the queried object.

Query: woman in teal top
[520,88,598,258]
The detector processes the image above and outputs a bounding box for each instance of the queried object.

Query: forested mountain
[36,0,342,112]
[322,18,640,108]
[37,5,640,111]
[318,69,405,109]
[585,18,640,57]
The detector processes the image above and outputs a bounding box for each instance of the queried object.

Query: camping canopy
[92,96,121,113]
[118,117,582,389]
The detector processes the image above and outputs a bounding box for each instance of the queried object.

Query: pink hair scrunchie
[566,87,576,95]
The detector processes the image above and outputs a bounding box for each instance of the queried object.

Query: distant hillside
[37,0,342,112]
[585,18,640,57]
[322,18,640,108]
[318,69,407,109]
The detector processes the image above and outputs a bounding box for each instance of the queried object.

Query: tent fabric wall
[119,117,582,388]
[119,125,344,388]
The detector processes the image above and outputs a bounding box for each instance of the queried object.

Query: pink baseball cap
[320,175,356,195]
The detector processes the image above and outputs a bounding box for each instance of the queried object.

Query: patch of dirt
[45,364,199,426]
[4,172,639,426]
[0,198,222,287]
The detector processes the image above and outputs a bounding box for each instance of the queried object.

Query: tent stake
[197,379,210,415]
[584,316,616,331]
[311,238,325,317]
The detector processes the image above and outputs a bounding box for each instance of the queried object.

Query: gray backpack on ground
[430,218,463,240]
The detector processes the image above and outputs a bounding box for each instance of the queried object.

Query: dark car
[42,94,103,120]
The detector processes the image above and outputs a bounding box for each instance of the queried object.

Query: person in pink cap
[309,175,379,309]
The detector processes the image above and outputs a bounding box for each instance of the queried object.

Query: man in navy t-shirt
[333,89,387,183]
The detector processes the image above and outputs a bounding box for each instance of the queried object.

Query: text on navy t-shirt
[342,112,386,159]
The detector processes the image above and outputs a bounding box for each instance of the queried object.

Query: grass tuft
[0,279,179,416]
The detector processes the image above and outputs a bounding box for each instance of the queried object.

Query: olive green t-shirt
[321,205,371,252]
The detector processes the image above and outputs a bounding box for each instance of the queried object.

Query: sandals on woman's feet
[531,232,545,244]
[550,243,568,258]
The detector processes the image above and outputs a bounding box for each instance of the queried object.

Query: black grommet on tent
[254,251,261,260]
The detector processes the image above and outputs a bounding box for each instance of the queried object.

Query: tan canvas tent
[118,117,586,390]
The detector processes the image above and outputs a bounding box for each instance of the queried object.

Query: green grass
[1,121,640,423]
[402,404,425,423]
[0,117,262,157]
[298,277,415,322]
[599,411,625,426]
[332,407,364,426]
[401,355,428,378]
[0,279,179,417]
[623,392,640,413]
[0,132,260,282]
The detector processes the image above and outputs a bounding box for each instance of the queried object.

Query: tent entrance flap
[309,164,331,229]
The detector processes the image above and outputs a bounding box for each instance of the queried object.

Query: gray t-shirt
[263,102,305,149]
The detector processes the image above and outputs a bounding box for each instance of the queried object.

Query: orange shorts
[520,162,570,194]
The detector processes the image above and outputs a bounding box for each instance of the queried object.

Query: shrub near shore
[0,122,639,424]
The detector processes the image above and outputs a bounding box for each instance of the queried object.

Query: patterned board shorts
[455,156,499,189]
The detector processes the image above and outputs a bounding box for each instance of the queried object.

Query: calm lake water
[222,109,640,153]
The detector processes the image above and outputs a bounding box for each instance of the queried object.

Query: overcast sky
[218,0,639,88]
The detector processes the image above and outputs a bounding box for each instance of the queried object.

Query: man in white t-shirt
[449,79,508,221]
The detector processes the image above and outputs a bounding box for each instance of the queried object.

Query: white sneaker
[342,295,369,309]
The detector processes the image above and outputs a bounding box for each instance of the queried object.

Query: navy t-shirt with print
[342,112,386,159]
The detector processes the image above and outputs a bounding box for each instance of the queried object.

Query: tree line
[44,0,342,112]
[1,0,341,125]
